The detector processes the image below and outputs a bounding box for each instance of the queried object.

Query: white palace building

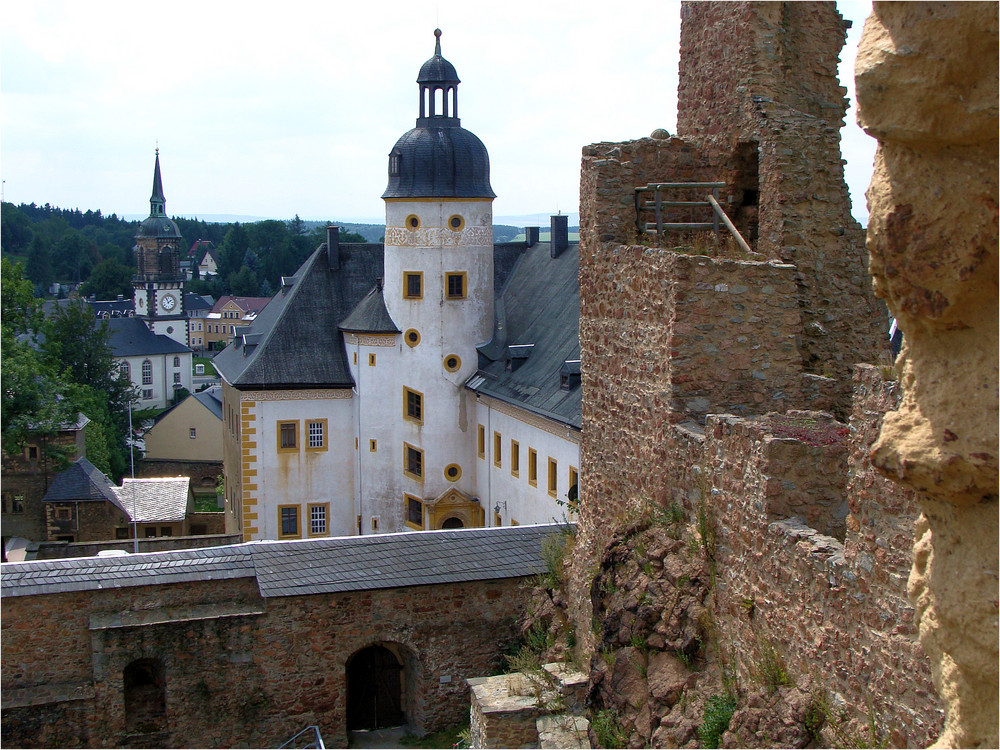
[215,31,581,541]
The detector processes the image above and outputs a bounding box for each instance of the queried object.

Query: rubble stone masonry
[2,575,525,748]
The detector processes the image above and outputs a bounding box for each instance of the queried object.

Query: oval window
[404,329,421,347]
[406,214,420,230]
[447,215,465,231]
[444,464,462,482]
[443,355,461,373]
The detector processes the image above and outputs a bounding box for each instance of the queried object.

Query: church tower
[133,150,187,346]
[358,30,495,531]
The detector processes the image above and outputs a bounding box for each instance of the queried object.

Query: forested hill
[1,202,524,301]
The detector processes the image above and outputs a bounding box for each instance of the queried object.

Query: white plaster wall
[472,399,580,527]
[253,395,356,539]
[119,351,193,410]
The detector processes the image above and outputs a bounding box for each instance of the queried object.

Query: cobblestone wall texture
[1,575,525,748]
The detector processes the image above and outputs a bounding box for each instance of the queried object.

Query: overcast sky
[1,1,875,225]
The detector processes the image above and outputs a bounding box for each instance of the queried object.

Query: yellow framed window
[478,425,485,459]
[548,458,558,497]
[528,448,538,486]
[510,440,520,477]
[368,353,376,366]
[370,439,378,452]
[493,431,502,468]
[403,271,423,299]
[445,271,467,300]
[403,386,424,424]
[277,421,298,452]
[278,505,301,538]
[494,512,502,527]
[306,419,328,451]
[307,503,329,537]
[403,443,424,481]
[568,466,579,510]
[405,494,424,530]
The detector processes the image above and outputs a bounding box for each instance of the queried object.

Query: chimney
[550,214,569,258]
[326,225,340,269]
[525,227,540,248]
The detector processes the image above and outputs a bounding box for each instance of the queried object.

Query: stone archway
[123,658,167,733]
[427,488,484,530]
[441,517,464,529]
[346,644,406,730]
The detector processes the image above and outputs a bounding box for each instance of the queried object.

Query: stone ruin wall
[571,0,948,742]
[676,1,886,396]
[704,365,942,747]
[855,3,998,746]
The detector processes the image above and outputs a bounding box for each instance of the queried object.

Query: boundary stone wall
[2,575,526,748]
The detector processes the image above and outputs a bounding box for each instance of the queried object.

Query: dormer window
[389,152,400,176]
[560,359,582,390]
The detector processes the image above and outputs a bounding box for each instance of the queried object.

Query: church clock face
[162,294,177,312]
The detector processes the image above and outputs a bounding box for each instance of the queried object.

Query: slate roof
[214,244,384,389]
[184,293,213,313]
[209,296,273,316]
[340,284,400,333]
[1,523,564,599]
[192,385,223,420]
[107,317,191,357]
[115,478,190,523]
[469,241,581,429]
[41,457,127,512]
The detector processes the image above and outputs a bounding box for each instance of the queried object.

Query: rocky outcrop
[856,3,999,747]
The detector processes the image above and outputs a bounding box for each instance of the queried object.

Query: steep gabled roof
[107,317,191,357]
[41,457,126,512]
[213,244,384,389]
[468,241,581,429]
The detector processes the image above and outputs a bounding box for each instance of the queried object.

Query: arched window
[142,359,153,385]
[123,658,166,733]
[120,362,131,380]
[172,356,180,368]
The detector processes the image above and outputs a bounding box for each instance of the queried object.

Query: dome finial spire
[434,28,442,56]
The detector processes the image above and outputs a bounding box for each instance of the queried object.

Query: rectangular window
[403,271,423,300]
[404,443,424,481]
[278,421,298,452]
[26,445,39,460]
[55,506,72,520]
[370,439,378,452]
[404,387,424,423]
[494,512,502,527]
[493,431,502,468]
[173,372,181,384]
[569,466,579,509]
[115,527,130,539]
[371,516,380,532]
[142,389,153,400]
[353,352,358,365]
[528,449,538,486]
[308,503,329,537]
[477,425,486,459]
[510,440,520,477]
[445,271,467,300]
[548,457,558,497]
[405,494,424,530]
[160,527,173,537]
[368,353,376,366]
[307,419,327,451]
[189,428,197,439]
[279,505,300,538]
[144,527,157,538]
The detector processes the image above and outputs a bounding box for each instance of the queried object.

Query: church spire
[417,28,461,124]
[150,149,166,218]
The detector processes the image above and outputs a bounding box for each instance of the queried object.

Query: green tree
[228,265,260,297]
[1,202,33,253]
[24,235,55,292]
[78,258,134,300]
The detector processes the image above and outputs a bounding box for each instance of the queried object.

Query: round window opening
[406,214,420,230]
[444,355,461,373]
[404,329,421,347]
[166,326,174,334]
[444,464,462,482]
[448,215,465,231]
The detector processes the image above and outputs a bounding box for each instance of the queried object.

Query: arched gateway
[346,644,406,730]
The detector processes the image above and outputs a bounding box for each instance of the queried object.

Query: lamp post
[128,399,138,553]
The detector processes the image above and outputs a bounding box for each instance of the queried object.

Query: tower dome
[383,30,494,200]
